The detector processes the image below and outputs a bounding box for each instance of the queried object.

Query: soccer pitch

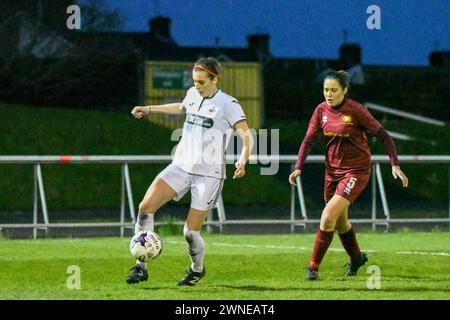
[0,232,449,300]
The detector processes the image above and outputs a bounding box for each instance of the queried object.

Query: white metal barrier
[0,155,449,238]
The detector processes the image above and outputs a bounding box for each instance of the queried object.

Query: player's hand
[233,161,246,179]
[289,169,301,185]
[392,165,408,187]
[131,106,150,119]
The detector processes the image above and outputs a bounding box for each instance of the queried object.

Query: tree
[77,0,125,32]
[0,0,136,109]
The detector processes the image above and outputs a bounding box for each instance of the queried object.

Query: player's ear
[343,87,348,95]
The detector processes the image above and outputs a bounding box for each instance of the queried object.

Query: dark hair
[324,70,350,91]
[194,57,221,79]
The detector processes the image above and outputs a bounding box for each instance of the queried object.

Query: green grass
[0,232,449,300]
[1,104,449,212]
[0,104,290,210]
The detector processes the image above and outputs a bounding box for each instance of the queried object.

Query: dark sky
[104,0,449,66]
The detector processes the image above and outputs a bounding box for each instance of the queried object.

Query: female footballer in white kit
[128,57,253,286]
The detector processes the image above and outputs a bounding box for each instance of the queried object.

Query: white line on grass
[165,240,450,257]
[396,251,450,256]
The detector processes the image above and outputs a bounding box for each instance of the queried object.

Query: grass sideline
[0,232,449,300]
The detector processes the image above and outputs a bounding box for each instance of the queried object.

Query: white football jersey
[172,87,247,179]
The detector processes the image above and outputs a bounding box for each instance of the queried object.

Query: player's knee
[183,225,193,243]
[321,221,335,231]
[138,200,156,214]
[320,213,336,231]
[138,201,147,213]
[336,222,352,234]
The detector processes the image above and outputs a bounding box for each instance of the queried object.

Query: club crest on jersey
[208,104,217,113]
[341,115,353,125]
[322,115,328,123]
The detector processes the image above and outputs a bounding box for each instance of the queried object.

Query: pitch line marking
[165,240,450,257]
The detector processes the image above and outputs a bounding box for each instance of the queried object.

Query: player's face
[323,79,348,107]
[193,70,217,97]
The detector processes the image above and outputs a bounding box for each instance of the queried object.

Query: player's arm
[358,106,409,187]
[233,120,254,179]
[373,128,409,187]
[131,103,184,119]
[289,108,321,185]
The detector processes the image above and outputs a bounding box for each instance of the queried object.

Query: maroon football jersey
[295,98,396,175]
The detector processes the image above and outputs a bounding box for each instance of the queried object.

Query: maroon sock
[338,226,361,262]
[309,229,334,271]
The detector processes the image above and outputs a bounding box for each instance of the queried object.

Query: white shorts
[157,164,224,211]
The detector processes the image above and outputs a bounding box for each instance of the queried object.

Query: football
[130,231,163,262]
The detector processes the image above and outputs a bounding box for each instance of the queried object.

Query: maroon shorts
[324,171,370,203]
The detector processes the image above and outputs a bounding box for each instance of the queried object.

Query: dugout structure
[144,61,264,130]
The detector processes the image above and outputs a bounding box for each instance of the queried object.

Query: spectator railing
[0,155,448,238]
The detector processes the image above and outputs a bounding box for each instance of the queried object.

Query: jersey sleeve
[356,105,383,134]
[224,98,246,127]
[357,105,399,166]
[294,107,322,171]
[373,128,399,166]
[181,87,195,111]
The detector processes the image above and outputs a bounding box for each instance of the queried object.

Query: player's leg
[336,210,368,276]
[135,177,178,234]
[306,194,350,280]
[127,165,189,284]
[177,176,223,286]
[320,194,350,231]
[177,208,209,286]
[126,177,177,284]
[306,179,337,280]
[135,164,190,240]
[335,208,368,276]
[335,207,363,261]
[334,207,351,234]
[334,174,370,276]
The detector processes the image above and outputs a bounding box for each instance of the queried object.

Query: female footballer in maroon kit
[289,70,408,280]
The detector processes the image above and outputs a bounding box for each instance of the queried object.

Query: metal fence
[0,155,449,238]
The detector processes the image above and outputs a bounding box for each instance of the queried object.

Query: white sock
[135,212,154,233]
[183,224,205,273]
[136,260,147,269]
[134,212,154,269]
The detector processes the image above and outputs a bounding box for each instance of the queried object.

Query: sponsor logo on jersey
[341,115,353,125]
[185,113,214,128]
[322,115,328,123]
[324,131,349,137]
